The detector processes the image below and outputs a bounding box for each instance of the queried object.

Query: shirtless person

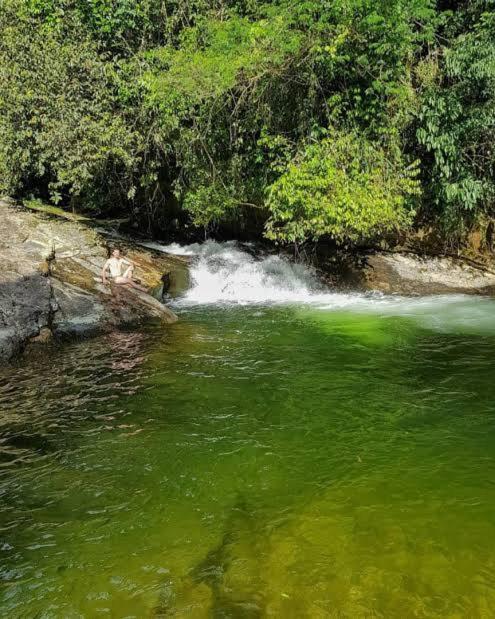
[101,248,147,292]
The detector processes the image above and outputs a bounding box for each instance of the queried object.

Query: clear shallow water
[2,244,495,617]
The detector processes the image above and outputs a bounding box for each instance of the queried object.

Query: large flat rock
[0,200,188,361]
[360,252,495,295]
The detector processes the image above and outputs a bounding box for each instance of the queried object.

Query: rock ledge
[0,200,187,361]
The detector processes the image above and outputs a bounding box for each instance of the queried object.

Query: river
[1,241,495,617]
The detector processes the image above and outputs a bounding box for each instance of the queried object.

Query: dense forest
[0,0,494,247]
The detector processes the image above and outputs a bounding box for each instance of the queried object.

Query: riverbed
[2,242,495,617]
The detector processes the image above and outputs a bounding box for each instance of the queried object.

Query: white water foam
[146,239,495,333]
[147,240,326,304]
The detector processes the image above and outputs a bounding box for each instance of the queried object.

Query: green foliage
[265,132,420,243]
[0,0,137,209]
[144,10,304,112]
[136,0,433,237]
[416,7,495,236]
[183,183,238,228]
[24,0,162,52]
[0,0,493,247]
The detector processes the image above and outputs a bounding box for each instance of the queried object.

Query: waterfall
[142,239,495,333]
[159,240,325,304]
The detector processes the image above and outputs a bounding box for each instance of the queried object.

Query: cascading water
[143,239,495,333]
[150,240,323,304]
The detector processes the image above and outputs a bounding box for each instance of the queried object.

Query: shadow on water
[152,496,265,618]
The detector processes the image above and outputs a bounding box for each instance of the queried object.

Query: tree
[265,131,420,244]
[0,1,138,210]
[416,7,495,238]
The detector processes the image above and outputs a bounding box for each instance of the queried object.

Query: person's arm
[101,259,110,284]
[121,256,134,267]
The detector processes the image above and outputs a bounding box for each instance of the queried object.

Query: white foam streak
[149,240,495,333]
[157,240,324,304]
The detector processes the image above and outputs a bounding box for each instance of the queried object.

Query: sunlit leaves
[416,7,495,234]
[265,132,420,243]
[0,1,137,208]
[0,0,493,246]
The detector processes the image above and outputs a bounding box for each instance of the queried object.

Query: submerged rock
[0,199,188,361]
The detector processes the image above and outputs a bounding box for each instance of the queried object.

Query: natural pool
[2,243,495,617]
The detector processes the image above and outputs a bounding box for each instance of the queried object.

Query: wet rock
[50,278,107,336]
[0,199,188,361]
[341,251,495,295]
[0,273,53,359]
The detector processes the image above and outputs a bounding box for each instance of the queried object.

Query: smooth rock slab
[0,200,186,361]
[361,252,495,295]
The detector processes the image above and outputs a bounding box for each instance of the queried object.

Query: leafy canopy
[0,0,493,246]
[266,132,420,243]
[416,8,495,237]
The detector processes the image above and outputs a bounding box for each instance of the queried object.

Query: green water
[2,304,495,617]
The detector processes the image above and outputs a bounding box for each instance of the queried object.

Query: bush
[415,8,495,237]
[265,132,420,244]
[0,1,137,209]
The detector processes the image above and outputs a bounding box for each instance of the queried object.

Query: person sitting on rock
[101,248,147,292]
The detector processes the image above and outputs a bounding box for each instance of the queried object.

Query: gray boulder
[0,200,187,361]
[359,252,495,295]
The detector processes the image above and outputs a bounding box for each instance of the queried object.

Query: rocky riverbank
[318,248,495,296]
[3,198,495,363]
[355,251,495,295]
[0,200,188,361]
